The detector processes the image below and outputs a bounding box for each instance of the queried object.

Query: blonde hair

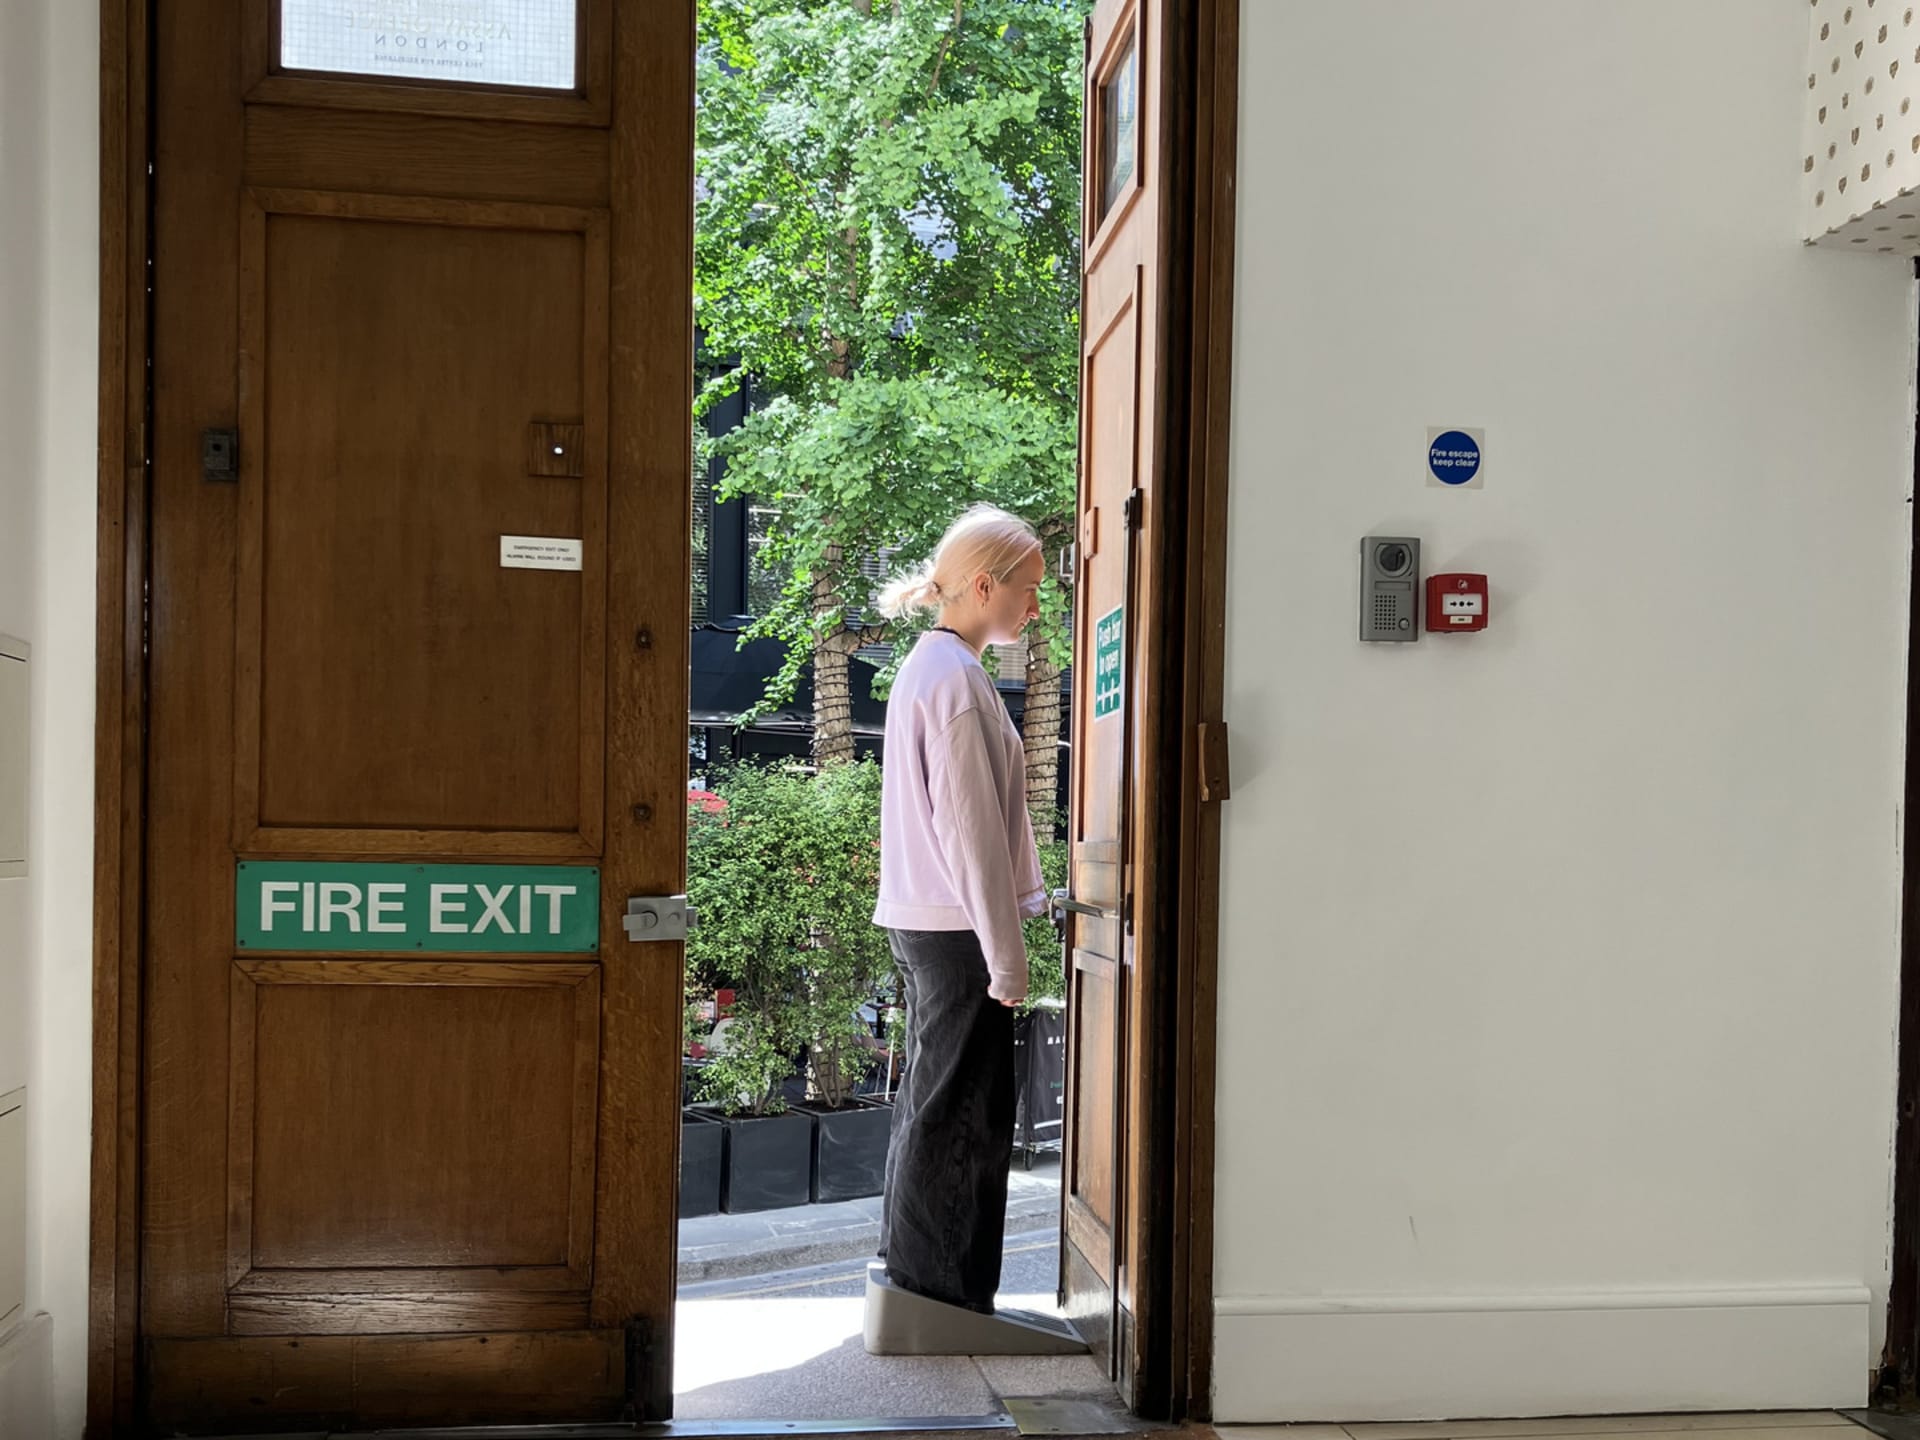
[877,504,1042,620]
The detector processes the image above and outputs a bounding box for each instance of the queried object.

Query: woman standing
[871,504,1050,1317]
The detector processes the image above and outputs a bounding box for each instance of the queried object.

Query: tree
[695,0,1087,796]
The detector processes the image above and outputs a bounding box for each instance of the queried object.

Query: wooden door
[1061,0,1172,1409]
[139,3,691,1430]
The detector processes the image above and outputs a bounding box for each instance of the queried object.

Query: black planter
[799,1098,894,1203]
[698,1107,813,1213]
[1012,1002,1067,1165]
[680,1110,725,1219]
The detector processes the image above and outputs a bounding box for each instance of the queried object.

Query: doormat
[1844,1413,1920,1440]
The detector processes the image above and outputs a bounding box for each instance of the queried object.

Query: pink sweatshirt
[872,630,1048,1001]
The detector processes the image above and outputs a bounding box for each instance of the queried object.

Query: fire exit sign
[235,862,600,953]
[1094,606,1125,720]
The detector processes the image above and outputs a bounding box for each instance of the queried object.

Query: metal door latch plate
[623,894,695,942]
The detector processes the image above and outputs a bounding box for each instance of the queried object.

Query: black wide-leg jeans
[876,928,1018,1314]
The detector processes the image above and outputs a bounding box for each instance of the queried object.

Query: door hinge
[1123,488,1143,529]
[1199,722,1232,803]
[623,1314,669,1423]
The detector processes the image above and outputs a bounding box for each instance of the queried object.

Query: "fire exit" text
[235,862,601,954]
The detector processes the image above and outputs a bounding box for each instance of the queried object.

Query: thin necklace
[930,625,981,655]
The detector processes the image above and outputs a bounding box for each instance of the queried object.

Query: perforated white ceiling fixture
[1802,0,1920,250]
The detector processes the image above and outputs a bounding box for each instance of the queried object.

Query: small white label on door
[501,536,584,572]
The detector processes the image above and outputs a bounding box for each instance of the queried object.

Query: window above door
[280,0,580,91]
[247,0,611,127]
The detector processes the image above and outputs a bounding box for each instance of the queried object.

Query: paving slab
[679,1158,1061,1284]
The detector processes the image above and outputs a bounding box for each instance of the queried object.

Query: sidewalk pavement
[677,1153,1062,1285]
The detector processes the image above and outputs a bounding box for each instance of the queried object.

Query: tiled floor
[1221,1414,1859,1440]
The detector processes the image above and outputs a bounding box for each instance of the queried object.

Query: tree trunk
[1023,628,1063,839]
[812,545,860,768]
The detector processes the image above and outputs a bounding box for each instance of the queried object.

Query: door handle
[1050,888,1119,923]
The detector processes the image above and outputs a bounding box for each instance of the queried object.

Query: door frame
[1883,265,1920,1401]
[90,0,149,1428]
[1161,0,1238,1416]
[1119,0,1238,1419]
[88,1,1240,1431]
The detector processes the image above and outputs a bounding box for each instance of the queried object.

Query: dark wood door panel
[226,1289,592,1338]
[146,1330,627,1432]
[1070,967,1117,1229]
[236,191,609,853]
[229,961,599,1283]
[245,107,615,209]
[1066,1197,1114,1285]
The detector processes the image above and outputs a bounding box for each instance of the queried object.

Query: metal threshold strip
[211,1417,1016,1440]
[213,1397,1148,1440]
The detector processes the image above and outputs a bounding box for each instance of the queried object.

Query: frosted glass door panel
[281,2,578,90]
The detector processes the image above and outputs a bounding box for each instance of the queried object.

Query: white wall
[1216,0,1915,1423]
[0,0,53,1421]
[0,0,50,1110]
[0,0,99,1436]
[34,0,100,1433]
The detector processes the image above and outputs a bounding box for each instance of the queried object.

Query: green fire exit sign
[235,862,600,953]
[1094,605,1124,720]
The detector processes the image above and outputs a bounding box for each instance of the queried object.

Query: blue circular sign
[1429,430,1481,486]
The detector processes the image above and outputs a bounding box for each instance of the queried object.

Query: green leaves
[686,759,1066,1114]
[696,0,1090,744]
[1021,838,1069,1010]
[714,371,1075,716]
[686,760,892,1114]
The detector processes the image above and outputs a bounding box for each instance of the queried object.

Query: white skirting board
[1211,1287,1870,1423]
[0,1312,54,1440]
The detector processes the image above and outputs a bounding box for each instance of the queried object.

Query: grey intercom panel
[1360,537,1420,642]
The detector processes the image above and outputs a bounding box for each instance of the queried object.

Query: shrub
[686,760,891,1114]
